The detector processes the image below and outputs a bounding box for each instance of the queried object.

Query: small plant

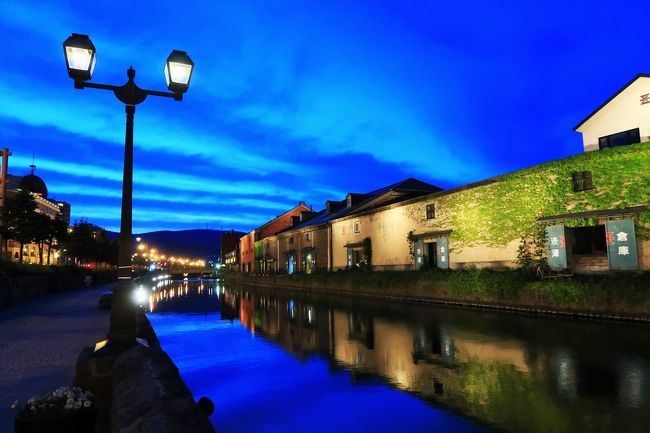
[406,231,417,262]
[517,225,548,272]
[362,237,372,270]
[15,386,94,422]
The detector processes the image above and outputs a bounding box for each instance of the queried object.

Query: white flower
[83,400,92,408]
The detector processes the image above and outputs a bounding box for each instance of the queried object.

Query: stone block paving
[0,285,112,432]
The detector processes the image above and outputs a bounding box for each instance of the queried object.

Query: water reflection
[148,280,650,433]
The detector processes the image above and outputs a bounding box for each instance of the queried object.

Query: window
[426,203,436,220]
[289,236,294,244]
[598,128,640,149]
[306,232,312,241]
[572,171,594,192]
[354,221,361,233]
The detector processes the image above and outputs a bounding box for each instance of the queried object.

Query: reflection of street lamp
[63,33,194,350]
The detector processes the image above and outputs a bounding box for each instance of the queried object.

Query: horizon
[1,0,646,232]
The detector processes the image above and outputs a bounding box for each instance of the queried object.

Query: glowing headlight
[134,286,149,305]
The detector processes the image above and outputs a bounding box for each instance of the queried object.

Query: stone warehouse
[331,142,648,272]
[239,75,650,274]
[575,73,650,152]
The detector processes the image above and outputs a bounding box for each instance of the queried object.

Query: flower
[17,386,95,421]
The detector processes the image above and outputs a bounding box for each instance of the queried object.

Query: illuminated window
[306,233,312,241]
[426,204,436,219]
[289,236,294,244]
[354,221,361,233]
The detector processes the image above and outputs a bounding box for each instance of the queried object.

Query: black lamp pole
[63,34,193,349]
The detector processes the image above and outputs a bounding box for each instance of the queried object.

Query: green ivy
[402,143,650,250]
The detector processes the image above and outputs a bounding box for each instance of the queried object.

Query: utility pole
[0,148,12,258]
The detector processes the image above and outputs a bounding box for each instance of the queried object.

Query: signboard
[414,240,424,270]
[546,225,567,270]
[437,238,449,270]
[605,219,638,271]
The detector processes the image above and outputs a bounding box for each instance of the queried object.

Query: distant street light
[63,33,194,351]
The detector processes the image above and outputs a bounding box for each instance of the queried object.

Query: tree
[32,213,52,265]
[45,214,68,265]
[63,220,97,265]
[4,189,38,263]
[62,220,118,266]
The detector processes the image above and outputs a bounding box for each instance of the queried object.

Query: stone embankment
[80,312,215,433]
[225,272,650,323]
[111,344,215,433]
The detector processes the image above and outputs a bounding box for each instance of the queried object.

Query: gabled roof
[574,73,650,131]
[255,202,311,232]
[276,177,442,235]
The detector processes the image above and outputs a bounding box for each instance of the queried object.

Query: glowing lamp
[63,33,96,81]
[164,50,194,94]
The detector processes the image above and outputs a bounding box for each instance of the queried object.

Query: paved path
[0,285,112,432]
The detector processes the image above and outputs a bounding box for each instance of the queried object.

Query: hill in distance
[106,229,241,258]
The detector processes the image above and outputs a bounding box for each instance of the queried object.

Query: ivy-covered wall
[402,142,650,251]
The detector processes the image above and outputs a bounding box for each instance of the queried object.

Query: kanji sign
[414,239,424,269]
[546,225,567,270]
[437,238,449,269]
[641,93,650,105]
[605,219,638,270]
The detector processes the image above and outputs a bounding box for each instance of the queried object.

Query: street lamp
[63,33,194,350]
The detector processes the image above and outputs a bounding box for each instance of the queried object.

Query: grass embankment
[225,270,650,319]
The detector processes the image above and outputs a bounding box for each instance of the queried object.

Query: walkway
[0,285,112,432]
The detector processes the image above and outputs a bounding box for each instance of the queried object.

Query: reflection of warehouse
[224,288,650,432]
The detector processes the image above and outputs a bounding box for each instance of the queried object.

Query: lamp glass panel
[65,46,93,71]
[167,61,192,85]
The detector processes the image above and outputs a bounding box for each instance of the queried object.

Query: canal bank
[224,270,650,322]
[148,278,650,433]
[74,307,216,433]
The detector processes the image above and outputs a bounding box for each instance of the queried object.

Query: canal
[146,278,650,433]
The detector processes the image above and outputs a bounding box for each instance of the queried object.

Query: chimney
[300,211,316,222]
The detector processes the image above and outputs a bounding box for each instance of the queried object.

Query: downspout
[327,224,332,272]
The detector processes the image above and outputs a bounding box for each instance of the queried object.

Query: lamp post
[63,33,194,350]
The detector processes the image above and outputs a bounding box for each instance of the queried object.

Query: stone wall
[111,345,215,433]
[0,271,117,310]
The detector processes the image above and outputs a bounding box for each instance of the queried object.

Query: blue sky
[0,0,647,232]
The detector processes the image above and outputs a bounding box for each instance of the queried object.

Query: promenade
[0,285,111,432]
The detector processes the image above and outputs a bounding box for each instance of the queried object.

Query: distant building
[275,178,441,274]
[575,73,650,152]
[239,202,312,273]
[220,230,244,264]
[223,249,239,271]
[4,165,70,264]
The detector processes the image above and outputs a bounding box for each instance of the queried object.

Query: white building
[574,73,650,152]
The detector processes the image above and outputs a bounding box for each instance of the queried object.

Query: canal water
[147,279,650,433]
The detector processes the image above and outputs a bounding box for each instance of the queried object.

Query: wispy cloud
[11,155,298,198]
